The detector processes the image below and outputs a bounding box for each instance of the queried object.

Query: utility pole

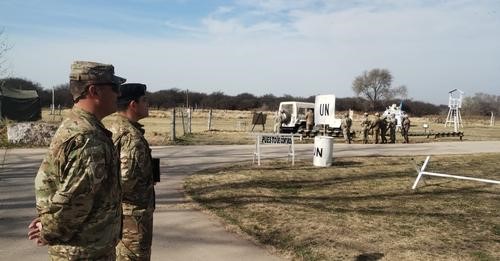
[171,107,176,141]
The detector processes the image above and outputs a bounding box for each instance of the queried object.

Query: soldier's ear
[87,85,99,97]
[129,100,139,111]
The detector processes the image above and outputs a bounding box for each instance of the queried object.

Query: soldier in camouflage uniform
[341,113,352,144]
[360,112,371,144]
[28,61,125,260]
[401,114,411,143]
[305,109,314,132]
[388,114,397,143]
[109,83,156,261]
[370,112,382,144]
[380,115,388,144]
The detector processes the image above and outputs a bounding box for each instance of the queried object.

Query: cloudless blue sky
[1,0,499,105]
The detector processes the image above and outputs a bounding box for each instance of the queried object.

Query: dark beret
[117,83,147,105]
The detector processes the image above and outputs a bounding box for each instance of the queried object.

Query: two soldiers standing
[29,61,156,260]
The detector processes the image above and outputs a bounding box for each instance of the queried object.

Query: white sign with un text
[315,94,337,125]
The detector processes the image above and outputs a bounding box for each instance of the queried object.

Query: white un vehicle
[277,101,314,133]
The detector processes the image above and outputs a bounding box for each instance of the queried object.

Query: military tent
[0,85,41,121]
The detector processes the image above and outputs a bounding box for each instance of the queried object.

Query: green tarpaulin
[0,85,41,121]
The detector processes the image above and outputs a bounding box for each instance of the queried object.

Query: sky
[0,0,499,105]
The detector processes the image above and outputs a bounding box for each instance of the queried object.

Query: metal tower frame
[445,89,464,132]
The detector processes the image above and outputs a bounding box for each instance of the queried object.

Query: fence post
[181,110,186,135]
[188,108,192,134]
[171,107,176,141]
[208,109,213,131]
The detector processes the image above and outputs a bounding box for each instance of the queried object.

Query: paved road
[1,141,500,260]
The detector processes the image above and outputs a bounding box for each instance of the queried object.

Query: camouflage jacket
[402,118,411,131]
[341,117,352,130]
[360,117,371,130]
[388,117,397,130]
[110,115,155,216]
[371,117,382,131]
[35,107,122,258]
[380,118,387,130]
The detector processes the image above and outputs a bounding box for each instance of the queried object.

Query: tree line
[1,76,497,117]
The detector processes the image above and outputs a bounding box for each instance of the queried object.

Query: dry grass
[41,108,277,145]
[39,109,500,145]
[185,154,500,261]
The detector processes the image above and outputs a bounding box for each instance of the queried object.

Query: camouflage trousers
[116,212,153,261]
[380,128,387,143]
[48,245,116,261]
[389,129,396,143]
[373,129,380,144]
[402,129,410,143]
[362,129,369,144]
[342,128,351,144]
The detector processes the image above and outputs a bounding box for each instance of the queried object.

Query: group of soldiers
[341,112,411,144]
[27,61,157,260]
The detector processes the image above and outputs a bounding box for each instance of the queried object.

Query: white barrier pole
[288,135,295,166]
[420,171,500,184]
[253,135,261,166]
[412,156,430,189]
[412,156,500,189]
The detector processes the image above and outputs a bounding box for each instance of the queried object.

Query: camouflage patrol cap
[117,83,147,106]
[69,61,126,99]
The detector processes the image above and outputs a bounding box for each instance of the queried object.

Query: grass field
[185,154,500,261]
[39,108,500,146]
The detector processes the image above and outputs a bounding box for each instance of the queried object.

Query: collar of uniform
[116,114,145,135]
[131,121,145,135]
[72,107,113,138]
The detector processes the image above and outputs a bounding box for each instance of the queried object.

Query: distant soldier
[360,112,371,144]
[273,110,281,133]
[380,115,388,144]
[388,114,397,143]
[29,61,125,260]
[402,114,411,143]
[370,112,382,144]
[305,108,314,132]
[110,83,156,260]
[341,113,352,144]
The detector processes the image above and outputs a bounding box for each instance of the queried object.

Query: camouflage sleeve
[39,134,109,243]
[118,134,147,195]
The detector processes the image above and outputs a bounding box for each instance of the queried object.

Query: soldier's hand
[28,217,48,246]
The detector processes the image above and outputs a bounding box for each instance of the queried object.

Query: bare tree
[352,68,407,110]
[0,28,12,79]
